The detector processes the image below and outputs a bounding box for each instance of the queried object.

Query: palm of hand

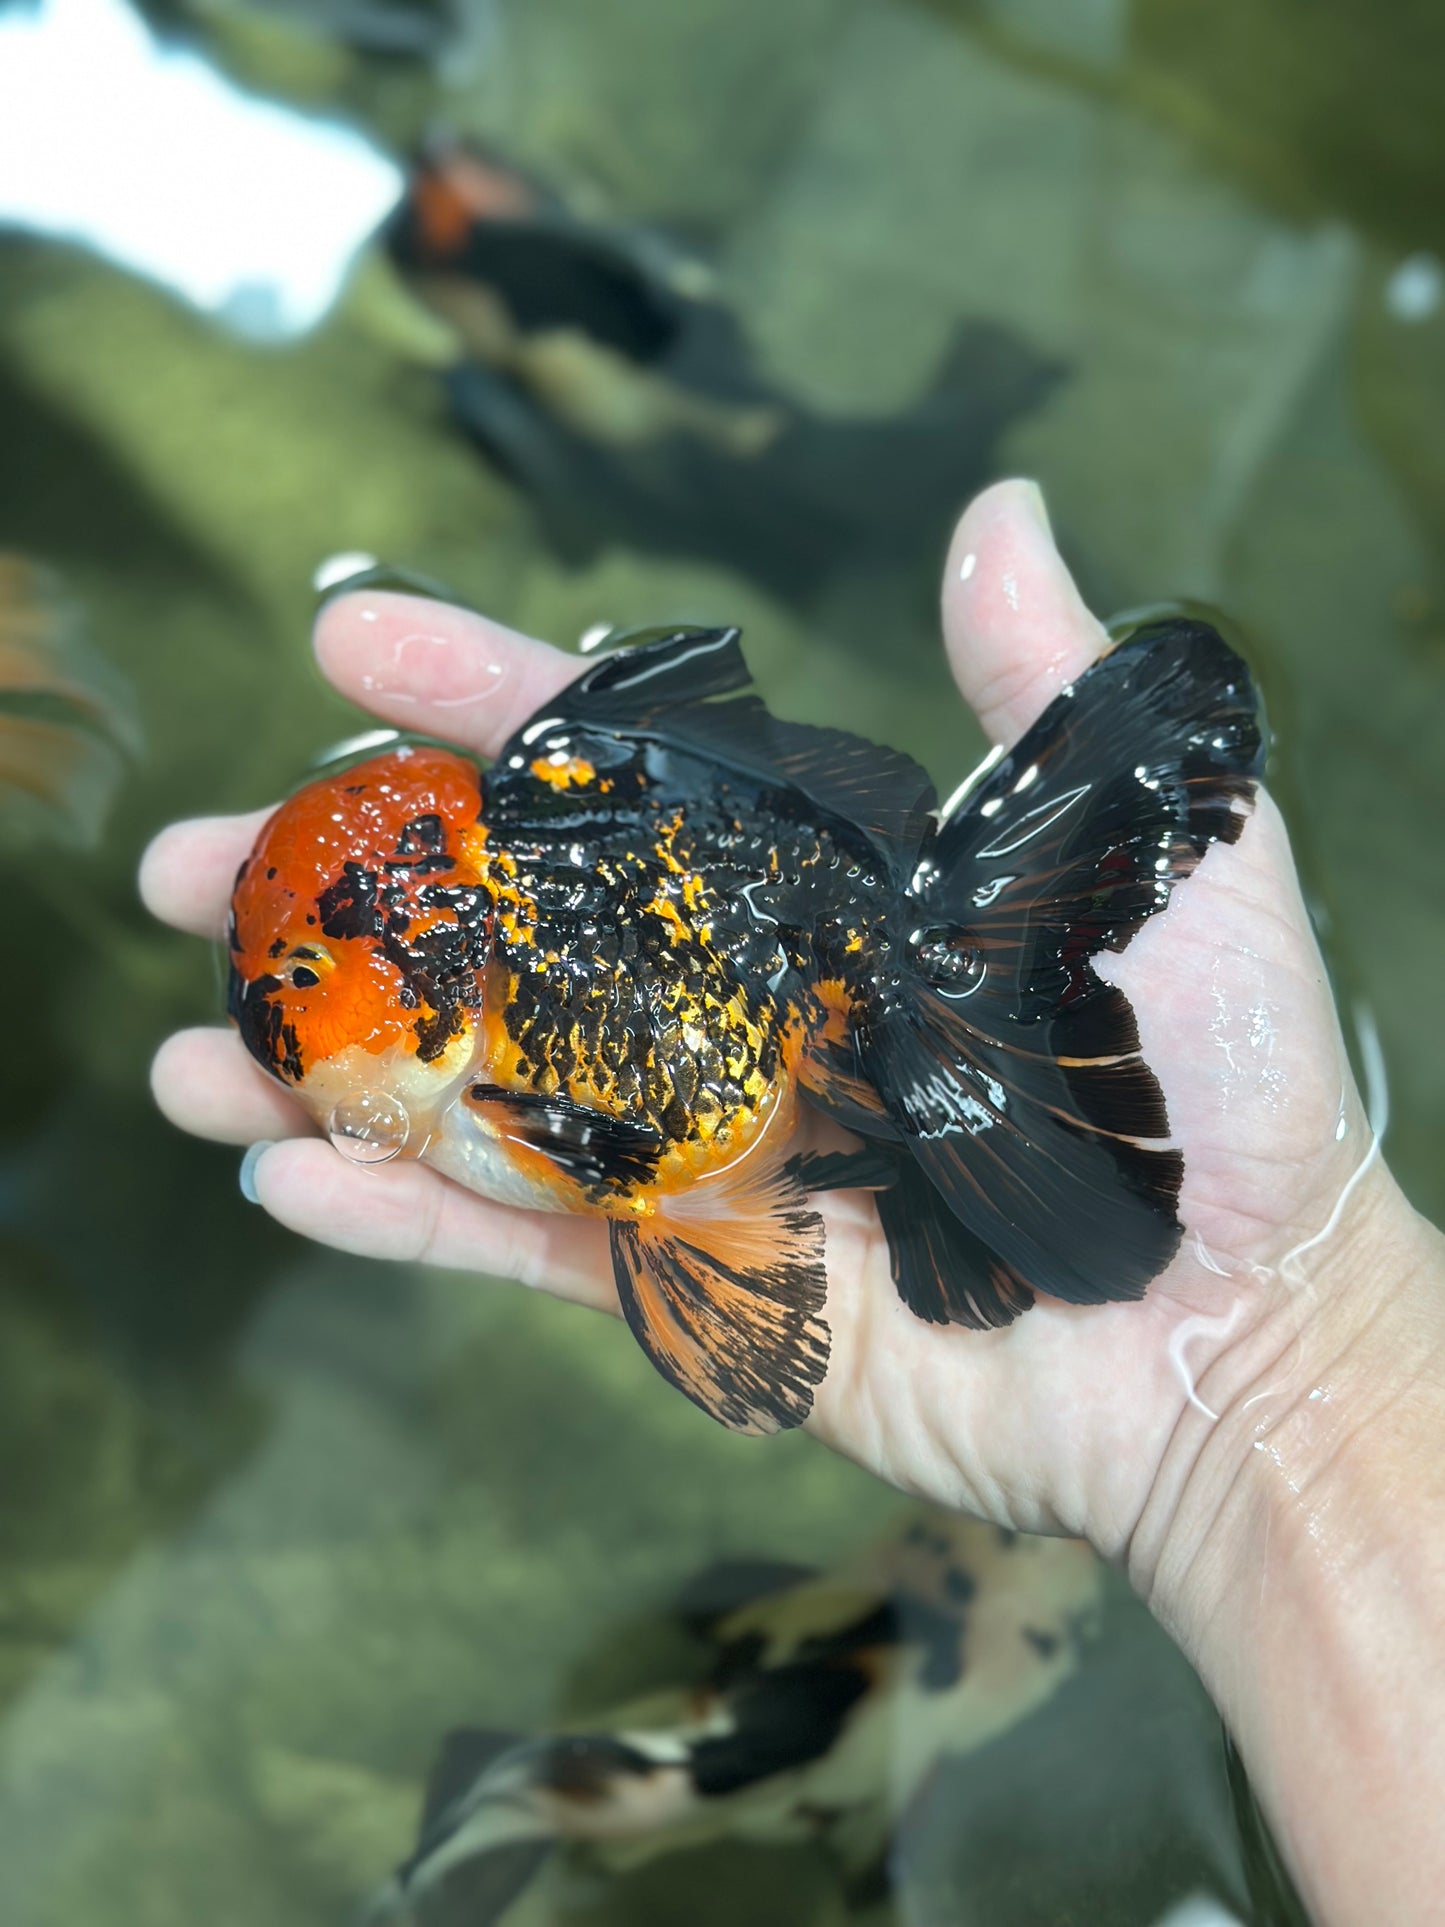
[808,776,1359,1549]
[142,483,1362,1554]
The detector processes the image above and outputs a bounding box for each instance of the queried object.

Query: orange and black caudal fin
[868,618,1266,1308]
[610,1157,830,1436]
[498,625,937,877]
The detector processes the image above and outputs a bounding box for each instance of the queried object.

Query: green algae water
[1,1,1441,1920]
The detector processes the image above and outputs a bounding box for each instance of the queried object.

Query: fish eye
[281,944,332,990]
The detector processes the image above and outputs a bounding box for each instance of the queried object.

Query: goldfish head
[228,745,491,1145]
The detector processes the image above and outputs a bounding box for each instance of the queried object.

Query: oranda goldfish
[228,620,1264,1432]
[365,1511,1104,1925]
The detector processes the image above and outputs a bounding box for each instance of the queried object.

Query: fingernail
[1017,479,1054,541]
[240,1141,274,1205]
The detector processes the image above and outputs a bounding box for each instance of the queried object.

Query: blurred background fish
[0,554,138,848]
[138,0,468,63]
[386,141,1066,627]
[368,1512,1104,1926]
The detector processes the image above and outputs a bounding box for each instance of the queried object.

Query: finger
[152,1027,314,1145]
[941,478,1109,746]
[244,1137,618,1313]
[141,599,576,939]
[139,808,274,939]
[313,591,577,757]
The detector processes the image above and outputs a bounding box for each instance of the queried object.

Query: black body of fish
[466,619,1264,1434]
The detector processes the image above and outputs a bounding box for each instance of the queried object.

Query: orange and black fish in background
[385,143,1064,617]
[228,619,1264,1433]
[364,1512,1104,1925]
[0,554,138,848]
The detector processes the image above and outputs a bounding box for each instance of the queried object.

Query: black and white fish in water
[364,1513,1105,1925]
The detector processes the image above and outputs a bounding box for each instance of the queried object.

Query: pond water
[2,1,1441,1921]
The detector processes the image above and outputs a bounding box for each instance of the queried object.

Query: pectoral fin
[464,1083,664,1195]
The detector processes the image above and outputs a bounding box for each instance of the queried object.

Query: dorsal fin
[560,626,753,716]
[502,626,937,871]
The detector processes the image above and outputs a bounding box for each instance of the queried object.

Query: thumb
[941,479,1108,747]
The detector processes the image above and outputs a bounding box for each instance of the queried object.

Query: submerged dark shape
[228,616,1265,1435]
[363,1512,1103,1925]
[0,554,139,848]
[386,143,1065,616]
[139,0,462,59]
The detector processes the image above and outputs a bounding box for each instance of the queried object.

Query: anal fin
[875,1159,1034,1329]
[611,1157,830,1435]
[495,625,937,875]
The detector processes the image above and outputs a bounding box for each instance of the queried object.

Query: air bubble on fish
[911,926,986,997]
[328,1089,410,1164]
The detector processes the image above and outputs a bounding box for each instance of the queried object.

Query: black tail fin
[368,1727,694,1926]
[365,1728,551,1927]
[863,618,1265,1314]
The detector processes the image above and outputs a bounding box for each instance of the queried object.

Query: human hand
[139,480,1418,1567]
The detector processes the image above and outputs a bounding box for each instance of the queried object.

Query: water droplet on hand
[328,1089,410,1165]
